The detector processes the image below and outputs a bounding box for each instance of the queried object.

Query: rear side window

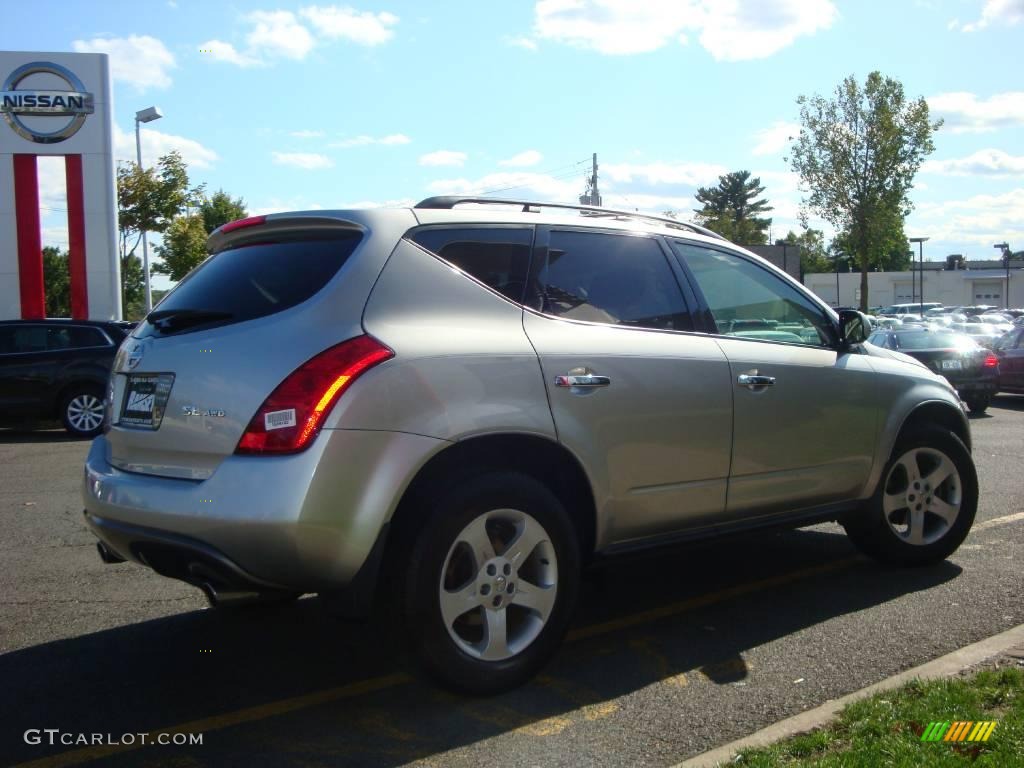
[64,326,109,348]
[410,227,533,303]
[539,230,692,332]
[143,234,361,335]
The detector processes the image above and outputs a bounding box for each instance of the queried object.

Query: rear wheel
[964,395,990,414]
[843,426,977,566]
[61,387,105,437]
[395,472,580,694]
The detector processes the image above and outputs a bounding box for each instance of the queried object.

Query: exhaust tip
[199,582,264,608]
[96,541,126,564]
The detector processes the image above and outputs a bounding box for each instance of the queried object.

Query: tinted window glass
[0,328,16,354]
[11,326,48,353]
[895,332,974,350]
[66,326,108,348]
[539,231,691,331]
[411,227,533,303]
[677,242,833,347]
[144,234,361,336]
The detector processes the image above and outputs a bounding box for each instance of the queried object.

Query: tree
[790,72,941,311]
[200,189,247,234]
[153,215,209,282]
[117,150,204,315]
[693,171,773,244]
[832,204,912,273]
[42,246,71,317]
[779,229,832,275]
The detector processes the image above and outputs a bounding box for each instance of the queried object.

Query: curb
[674,623,1024,768]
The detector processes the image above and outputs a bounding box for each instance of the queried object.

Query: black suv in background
[0,320,132,436]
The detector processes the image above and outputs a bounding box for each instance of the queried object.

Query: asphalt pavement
[1,396,1022,767]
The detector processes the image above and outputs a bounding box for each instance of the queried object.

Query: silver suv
[84,198,977,693]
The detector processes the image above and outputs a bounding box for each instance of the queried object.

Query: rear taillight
[983,354,998,368]
[236,335,393,455]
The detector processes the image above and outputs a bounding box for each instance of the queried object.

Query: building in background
[804,259,1023,309]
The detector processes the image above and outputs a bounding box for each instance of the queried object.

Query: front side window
[538,230,692,332]
[676,242,834,347]
[411,227,533,303]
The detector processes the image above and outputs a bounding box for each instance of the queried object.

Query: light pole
[135,106,163,314]
[909,236,929,316]
[994,242,1010,308]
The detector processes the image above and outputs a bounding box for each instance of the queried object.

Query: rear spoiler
[207,213,365,253]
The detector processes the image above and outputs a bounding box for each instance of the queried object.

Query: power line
[469,157,591,196]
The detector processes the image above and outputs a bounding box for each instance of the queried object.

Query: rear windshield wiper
[146,308,234,332]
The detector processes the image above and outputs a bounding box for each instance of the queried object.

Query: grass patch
[732,666,1024,767]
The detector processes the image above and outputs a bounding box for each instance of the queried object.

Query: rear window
[896,332,973,350]
[141,234,361,336]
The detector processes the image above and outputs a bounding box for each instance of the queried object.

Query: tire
[843,426,977,566]
[394,471,580,695]
[60,386,105,437]
[964,395,990,414]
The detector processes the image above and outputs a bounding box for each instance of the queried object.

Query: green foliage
[781,228,832,275]
[153,215,209,282]
[694,171,773,245]
[733,666,1023,767]
[116,150,205,312]
[790,71,941,310]
[42,246,71,318]
[121,252,146,321]
[200,189,247,235]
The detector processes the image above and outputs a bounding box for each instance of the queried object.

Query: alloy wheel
[882,446,963,546]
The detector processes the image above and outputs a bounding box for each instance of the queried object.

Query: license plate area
[941,360,963,371]
[119,373,175,429]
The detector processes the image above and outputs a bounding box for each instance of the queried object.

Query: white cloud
[499,150,544,167]
[113,125,218,169]
[199,39,262,67]
[300,6,399,45]
[330,133,411,148]
[290,129,326,138]
[923,149,1024,177]
[961,0,1024,31]
[246,10,316,60]
[533,0,837,61]
[72,35,176,91]
[420,150,468,167]
[913,187,1024,245]
[928,91,1024,133]
[428,171,580,201]
[601,161,727,186]
[271,151,334,169]
[751,121,801,157]
[506,35,539,50]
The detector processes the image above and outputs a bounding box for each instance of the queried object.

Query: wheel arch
[385,432,598,563]
[54,375,107,419]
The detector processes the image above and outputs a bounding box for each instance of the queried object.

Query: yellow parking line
[18,508,1023,768]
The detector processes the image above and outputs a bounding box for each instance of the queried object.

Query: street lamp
[994,242,1010,308]
[909,236,929,316]
[135,106,163,314]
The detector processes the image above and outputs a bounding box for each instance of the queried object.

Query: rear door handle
[737,372,776,390]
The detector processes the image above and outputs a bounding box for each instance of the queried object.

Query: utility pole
[579,153,602,206]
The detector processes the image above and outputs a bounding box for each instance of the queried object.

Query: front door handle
[737,372,776,390]
[554,372,611,388]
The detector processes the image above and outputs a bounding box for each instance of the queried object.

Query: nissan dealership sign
[0,51,119,321]
[1,61,95,143]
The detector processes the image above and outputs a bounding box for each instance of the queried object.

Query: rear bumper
[82,428,446,592]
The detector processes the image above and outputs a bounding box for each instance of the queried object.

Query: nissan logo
[1,61,94,144]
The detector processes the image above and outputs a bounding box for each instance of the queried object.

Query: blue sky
[10,0,1024,287]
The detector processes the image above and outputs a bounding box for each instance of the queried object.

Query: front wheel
[396,472,580,695]
[843,426,977,566]
[61,387,105,437]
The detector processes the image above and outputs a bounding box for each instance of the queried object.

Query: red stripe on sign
[65,154,90,319]
[13,154,45,319]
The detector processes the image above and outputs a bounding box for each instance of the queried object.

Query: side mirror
[838,309,869,348]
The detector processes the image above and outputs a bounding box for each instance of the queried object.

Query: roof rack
[414,196,726,241]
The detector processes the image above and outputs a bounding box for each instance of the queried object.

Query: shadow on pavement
[0,527,962,767]
[0,424,85,443]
